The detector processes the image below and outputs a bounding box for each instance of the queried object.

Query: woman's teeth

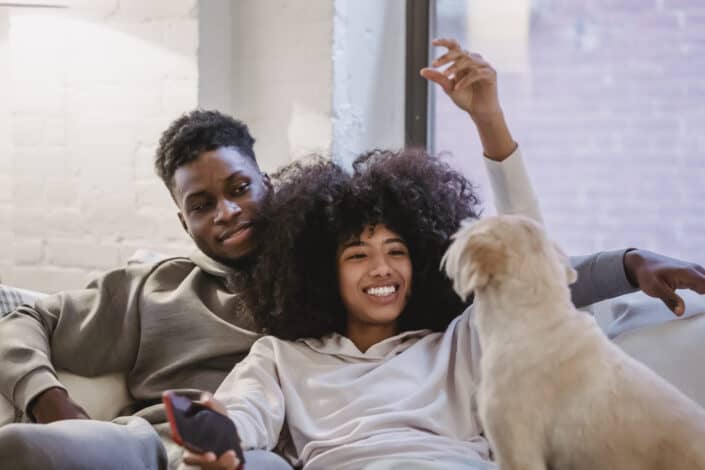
[366,286,397,297]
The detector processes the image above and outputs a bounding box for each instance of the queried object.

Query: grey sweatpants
[0,418,292,470]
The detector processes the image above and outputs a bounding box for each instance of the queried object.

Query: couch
[1,283,705,426]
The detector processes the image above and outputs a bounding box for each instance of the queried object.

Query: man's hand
[420,38,501,121]
[624,250,705,315]
[29,387,90,424]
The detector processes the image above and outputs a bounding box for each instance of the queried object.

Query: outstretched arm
[422,38,705,312]
[213,337,286,452]
[421,38,542,224]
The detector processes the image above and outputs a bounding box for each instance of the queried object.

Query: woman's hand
[624,250,705,315]
[420,38,516,161]
[198,392,227,415]
[181,393,243,470]
[183,450,241,470]
[420,38,501,122]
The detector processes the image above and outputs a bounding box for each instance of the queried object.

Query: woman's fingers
[420,67,454,94]
[183,450,240,470]
[432,48,467,68]
[198,392,228,415]
[454,66,495,91]
[183,451,218,465]
[431,37,462,50]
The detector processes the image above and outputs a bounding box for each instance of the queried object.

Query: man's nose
[213,199,242,223]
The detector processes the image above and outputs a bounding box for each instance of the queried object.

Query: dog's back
[545,317,705,470]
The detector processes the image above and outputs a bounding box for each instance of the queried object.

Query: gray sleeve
[569,249,638,308]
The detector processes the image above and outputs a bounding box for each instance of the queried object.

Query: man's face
[173,146,271,266]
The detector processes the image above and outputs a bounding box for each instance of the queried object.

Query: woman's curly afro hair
[248,149,481,340]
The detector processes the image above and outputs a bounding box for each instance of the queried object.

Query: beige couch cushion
[615,313,705,408]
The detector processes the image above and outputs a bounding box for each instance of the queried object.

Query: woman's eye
[389,248,408,256]
[346,253,366,260]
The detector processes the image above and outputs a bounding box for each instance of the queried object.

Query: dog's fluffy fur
[442,215,705,470]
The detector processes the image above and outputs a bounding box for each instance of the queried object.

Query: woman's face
[337,224,413,329]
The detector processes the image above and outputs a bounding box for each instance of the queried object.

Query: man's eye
[232,183,250,196]
[389,248,408,256]
[189,201,210,212]
[346,253,366,260]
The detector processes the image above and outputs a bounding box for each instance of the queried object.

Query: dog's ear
[467,232,507,290]
[443,221,507,299]
[552,241,577,285]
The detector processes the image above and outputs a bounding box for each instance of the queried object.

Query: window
[421,0,705,261]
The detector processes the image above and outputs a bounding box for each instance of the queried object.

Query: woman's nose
[369,258,392,277]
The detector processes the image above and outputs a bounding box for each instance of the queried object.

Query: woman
[185,145,519,470]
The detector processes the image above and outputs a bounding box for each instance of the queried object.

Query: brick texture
[433,0,705,265]
[0,1,196,291]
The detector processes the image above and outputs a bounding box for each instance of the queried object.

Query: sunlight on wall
[1,5,198,291]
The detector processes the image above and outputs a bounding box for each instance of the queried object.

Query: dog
[441,214,705,470]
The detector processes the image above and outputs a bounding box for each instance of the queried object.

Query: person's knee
[243,450,293,470]
[0,424,51,467]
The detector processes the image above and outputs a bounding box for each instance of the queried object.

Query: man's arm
[0,265,148,422]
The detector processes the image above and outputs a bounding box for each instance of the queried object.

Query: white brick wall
[0,2,198,292]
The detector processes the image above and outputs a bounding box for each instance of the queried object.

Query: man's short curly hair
[249,149,481,340]
[155,109,257,192]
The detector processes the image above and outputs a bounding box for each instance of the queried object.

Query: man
[1,42,704,469]
[0,110,293,469]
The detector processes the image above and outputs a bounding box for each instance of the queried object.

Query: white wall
[0,1,199,292]
[198,0,234,115]
[229,0,334,173]
[0,10,13,283]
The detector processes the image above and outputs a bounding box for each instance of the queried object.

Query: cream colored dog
[442,214,705,470]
